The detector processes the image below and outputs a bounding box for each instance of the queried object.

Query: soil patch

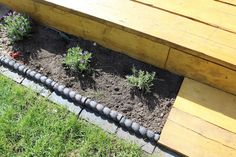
[0,23,183,133]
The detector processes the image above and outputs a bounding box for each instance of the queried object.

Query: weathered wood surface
[215,0,236,6]
[0,0,236,96]
[160,120,236,157]
[135,0,236,33]
[159,78,236,157]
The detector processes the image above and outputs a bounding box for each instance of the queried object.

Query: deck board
[174,78,236,133]
[168,108,236,150]
[159,78,236,156]
[0,0,236,95]
[166,48,236,95]
[38,0,236,70]
[135,0,236,33]
[159,120,236,157]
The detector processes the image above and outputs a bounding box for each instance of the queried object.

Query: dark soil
[0,23,183,133]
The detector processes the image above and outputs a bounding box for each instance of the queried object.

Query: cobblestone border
[0,55,181,156]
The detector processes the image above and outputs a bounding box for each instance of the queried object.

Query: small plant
[2,11,31,43]
[126,67,156,93]
[64,46,92,73]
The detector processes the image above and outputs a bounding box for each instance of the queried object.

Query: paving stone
[0,66,24,83]
[116,128,155,154]
[80,108,118,134]
[21,78,51,97]
[48,92,82,115]
[152,145,182,157]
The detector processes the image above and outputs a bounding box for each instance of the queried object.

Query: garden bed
[0,21,183,133]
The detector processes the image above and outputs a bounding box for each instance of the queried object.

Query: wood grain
[168,107,236,149]
[159,120,236,157]
[166,48,236,95]
[173,78,236,133]
[135,0,236,33]
[0,0,236,95]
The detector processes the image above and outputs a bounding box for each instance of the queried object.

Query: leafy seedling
[64,46,92,73]
[126,66,156,93]
[1,11,31,43]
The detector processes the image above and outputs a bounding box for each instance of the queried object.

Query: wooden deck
[159,78,236,157]
[1,0,235,96]
[1,1,236,156]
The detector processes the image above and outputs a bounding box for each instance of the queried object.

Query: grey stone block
[146,130,155,141]
[40,76,47,84]
[0,66,24,83]
[8,60,15,67]
[34,73,42,81]
[69,90,76,100]
[53,82,59,91]
[131,122,140,133]
[89,100,97,110]
[117,113,123,122]
[50,81,57,88]
[84,98,91,107]
[119,116,126,127]
[21,78,51,97]
[29,70,37,78]
[13,63,20,70]
[154,134,160,141]
[57,84,65,94]
[18,65,28,74]
[81,96,87,105]
[96,103,104,113]
[48,92,82,115]
[139,126,148,137]
[124,119,133,129]
[26,69,32,77]
[103,107,111,117]
[63,87,70,98]
[0,56,5,63]
[3,58,10,65]
[110,110,118,121]
[75,94,82,105]
[79,109,118,134]
[116,128,155,154]
[152,145,182,157]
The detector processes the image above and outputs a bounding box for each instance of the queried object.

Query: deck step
[159,78,236,157]
[0,0,236,95]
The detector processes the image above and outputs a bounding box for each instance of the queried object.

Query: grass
[0,74,143,157]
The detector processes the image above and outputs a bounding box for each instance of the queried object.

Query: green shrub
[126,67,156,93]
[2,11,31,43]
[64,46,92,73]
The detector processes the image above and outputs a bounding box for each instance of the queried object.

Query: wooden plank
[1,0,236,95]
[0,0,169,68]
[159,119,236,157]
[168,107,236,150]
[172,78,236,133]
[33,0,236,71]
[135,0,236,33]
[166,48,236,95]
[215,0,236,6]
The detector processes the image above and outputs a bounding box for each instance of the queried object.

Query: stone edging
[0,55,160,143]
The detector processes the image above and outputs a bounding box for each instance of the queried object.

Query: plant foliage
[126,67,156,93]
[64,46,92,73]
[2,11,31,43]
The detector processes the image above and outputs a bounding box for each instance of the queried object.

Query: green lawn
[0,74,143,157]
